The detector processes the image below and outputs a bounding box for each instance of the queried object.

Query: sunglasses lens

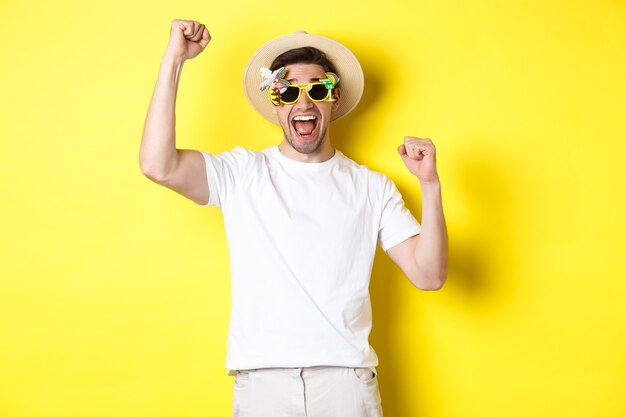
[308,84,329,101]
[280,86,300,103]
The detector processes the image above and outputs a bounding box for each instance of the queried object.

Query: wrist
[419,177,441,191]
[162,50,186,67]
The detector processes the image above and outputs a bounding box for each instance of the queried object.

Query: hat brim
[243,31,364,125]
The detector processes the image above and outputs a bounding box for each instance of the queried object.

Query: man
[140,19,448,417]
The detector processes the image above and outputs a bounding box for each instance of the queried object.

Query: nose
[294,87,314,108]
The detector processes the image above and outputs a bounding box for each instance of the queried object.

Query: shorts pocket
[353,367,376,383]
[234,370,251,388]
[233,370,252,417]
[352,368,383,416]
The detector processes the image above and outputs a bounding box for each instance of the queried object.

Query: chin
[286,136,323,154]
[289,128,328,154]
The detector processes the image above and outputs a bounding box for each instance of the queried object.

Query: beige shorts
[232,365,383,417]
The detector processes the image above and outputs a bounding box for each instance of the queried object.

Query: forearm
[414,180,448,288]
[139,52,185,180]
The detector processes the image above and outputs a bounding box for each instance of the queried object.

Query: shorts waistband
[228,365,377,377]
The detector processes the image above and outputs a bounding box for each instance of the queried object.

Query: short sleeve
[194,146,253,208]
[377,176,421,252]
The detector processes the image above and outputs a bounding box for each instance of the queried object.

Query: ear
[331,88,341,111]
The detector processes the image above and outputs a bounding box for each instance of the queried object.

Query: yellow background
[1,0,625,416]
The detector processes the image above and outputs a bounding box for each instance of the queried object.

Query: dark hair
[270,47,338,76]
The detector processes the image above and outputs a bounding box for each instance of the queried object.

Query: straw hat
[243,31,364,125]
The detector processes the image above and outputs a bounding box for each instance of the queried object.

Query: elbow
[422,279,446,291]
[412,269,447,291]
[140,158,168,183]
[141,165,166,183]
[139,149,178,184]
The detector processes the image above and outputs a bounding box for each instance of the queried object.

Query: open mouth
[291,114,319,140]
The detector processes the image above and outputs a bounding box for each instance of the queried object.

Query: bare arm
[139,19,211,205]
[386,137,448,290]
[387,181,448,290]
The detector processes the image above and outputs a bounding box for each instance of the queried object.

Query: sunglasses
[270,82,334,105]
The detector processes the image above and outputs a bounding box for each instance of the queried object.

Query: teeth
[293,115,317,121]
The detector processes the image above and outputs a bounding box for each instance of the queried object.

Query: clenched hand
[166,19,211,61]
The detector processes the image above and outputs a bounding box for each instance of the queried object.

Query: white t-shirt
[195,145,421,376]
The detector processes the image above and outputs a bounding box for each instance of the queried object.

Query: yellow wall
[1,0,625,416]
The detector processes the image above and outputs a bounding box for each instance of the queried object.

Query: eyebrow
[286,77,321,83]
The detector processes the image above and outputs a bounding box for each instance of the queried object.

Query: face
[271,63,341,156]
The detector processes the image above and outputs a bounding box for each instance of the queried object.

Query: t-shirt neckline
[269,145,341,169]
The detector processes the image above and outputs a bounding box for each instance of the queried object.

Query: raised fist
[166,19,211,61]
[398,136,439,182]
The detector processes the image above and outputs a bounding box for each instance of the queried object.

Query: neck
[278,135,336,163]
